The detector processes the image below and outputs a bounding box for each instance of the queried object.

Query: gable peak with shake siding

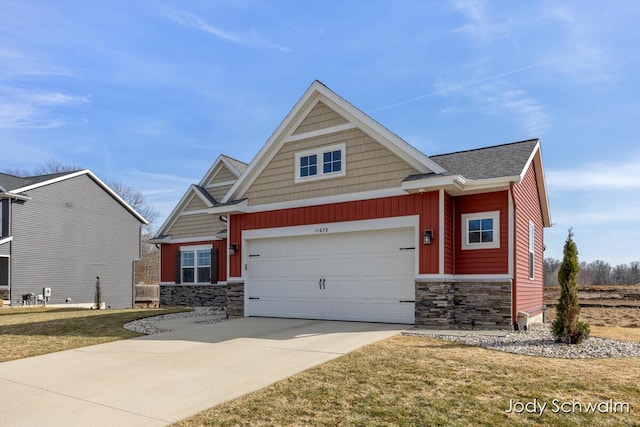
[150,154,247,243]
[221,80,447,206]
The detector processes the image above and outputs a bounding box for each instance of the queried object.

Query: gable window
[180,245,211,283]
[299,154,317,177]
[529,222,535,279]
[323,150,342,173]
[461,211,500,250]
[295,143,346,183]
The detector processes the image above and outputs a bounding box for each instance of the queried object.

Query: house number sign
[315,227,329,233]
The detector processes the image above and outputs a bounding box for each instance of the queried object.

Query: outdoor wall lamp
[229,243,238,255]
[423,229,434,245]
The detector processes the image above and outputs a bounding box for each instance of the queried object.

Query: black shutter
[211,248,218,284]
[174,251,181,284]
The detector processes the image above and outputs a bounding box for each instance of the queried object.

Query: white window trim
[461,211,500,250]
[529,221,535,280]
[294,142,347,183]
[180,244,213,284]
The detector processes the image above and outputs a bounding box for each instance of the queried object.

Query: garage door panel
[324,278,413,299]
[251,278,321,297]
[246,226,416,324]
[322,301,414,323]
[251,256,322,278]
[248,299,322,319]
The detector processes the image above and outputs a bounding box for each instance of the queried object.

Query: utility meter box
[43,287,52,297]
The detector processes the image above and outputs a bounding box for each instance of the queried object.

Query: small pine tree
[552,229,590,344]
[95,276,102,310]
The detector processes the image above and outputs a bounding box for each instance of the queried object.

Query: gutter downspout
[509,182,517,327]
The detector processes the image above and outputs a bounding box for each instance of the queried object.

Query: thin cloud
[0,86,90,129]
[479,84,551,136]
[165,9,291,53]
[452,0,510,43]
[369,61,551,113]
[547,4,615,84]
[547,158,640,191]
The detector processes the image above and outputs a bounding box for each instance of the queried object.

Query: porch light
[423,229,433,245]
[229,243,238,255]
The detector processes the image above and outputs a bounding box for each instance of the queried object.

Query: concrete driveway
[0,317,406,427]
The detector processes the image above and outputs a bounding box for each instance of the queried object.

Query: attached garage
[244,225,416,324]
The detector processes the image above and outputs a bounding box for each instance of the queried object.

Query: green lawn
[0,307,188,362]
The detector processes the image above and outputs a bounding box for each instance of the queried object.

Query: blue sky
[1,1,638,265]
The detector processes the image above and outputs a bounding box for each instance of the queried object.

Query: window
[323,150,342,173]
[299,154,317,177]
[0,200,8,238]
[529,222,535,279]
[180,246,211,284]
[197,249,211,283]
[295,143,346,183]
[461,211,500,250]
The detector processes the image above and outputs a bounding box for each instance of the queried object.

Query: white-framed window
[461,211,500,250]
[529,221,535,279]
[294,143,346,183]
[180,245,212,284]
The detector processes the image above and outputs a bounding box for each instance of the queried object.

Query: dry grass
[175,305,640,427]
[175,335,640,427]
[545,306,640,343]
[0,307,188,362]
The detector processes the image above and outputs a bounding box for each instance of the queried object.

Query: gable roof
[431,139,539,180]
[222,80,447,203]
[1,170,148,224]
[152,154,242,241]
[0,171,75,192]
[403,139,551,227]
[404,139,539,182]
[198,154,248,187]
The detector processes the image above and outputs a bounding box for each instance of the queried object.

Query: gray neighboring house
[0,170,148,308]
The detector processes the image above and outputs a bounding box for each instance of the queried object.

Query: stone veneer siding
[415,280,512,329]
[226,282,244,317]
[160,284,226,308]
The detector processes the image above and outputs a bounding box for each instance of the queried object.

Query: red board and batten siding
[160,240,227,283]
[443,192,454,275]
[512,161,545,319]
[453,191,509,275]
[229,192,440,277]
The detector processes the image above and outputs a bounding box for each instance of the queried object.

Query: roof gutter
[0,192,31,201]
[207,199,249,215]
[401,174,520,194]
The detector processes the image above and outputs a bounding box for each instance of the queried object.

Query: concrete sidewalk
[0,317,405,427]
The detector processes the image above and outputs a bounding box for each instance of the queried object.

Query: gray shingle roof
[406,139,538,182]
[193,185,218,205]
[0,171,79,192]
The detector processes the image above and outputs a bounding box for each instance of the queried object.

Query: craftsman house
[151,80,551,329]
[0,170,147,308]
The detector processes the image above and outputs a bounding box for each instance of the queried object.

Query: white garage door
[245,227,415,324]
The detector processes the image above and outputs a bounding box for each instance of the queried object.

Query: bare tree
[544,257,561,286]
[630,262,640,285]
